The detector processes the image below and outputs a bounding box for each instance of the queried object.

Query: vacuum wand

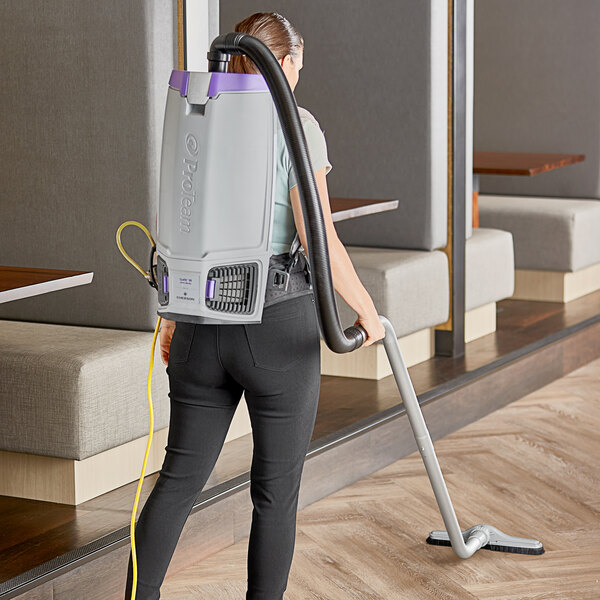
[379,316,544,557]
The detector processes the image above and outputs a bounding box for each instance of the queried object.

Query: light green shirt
[271,107,332,256]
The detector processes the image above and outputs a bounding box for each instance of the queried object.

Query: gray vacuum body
[155,70,277,324]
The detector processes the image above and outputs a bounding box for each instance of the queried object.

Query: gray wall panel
[474,0,599,199]
[0,1,219,331]
[220,1,449,250]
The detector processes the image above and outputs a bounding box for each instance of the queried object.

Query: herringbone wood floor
[161,356,600,599]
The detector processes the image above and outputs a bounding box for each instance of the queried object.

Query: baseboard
[0,398,251,505]
[513,262,600,303]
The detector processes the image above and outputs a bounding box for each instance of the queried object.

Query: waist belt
[264,244,313,308]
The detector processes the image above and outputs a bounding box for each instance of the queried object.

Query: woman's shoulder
[297,106,323,132]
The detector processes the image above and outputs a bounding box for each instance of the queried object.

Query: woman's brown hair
[228,12,303,74]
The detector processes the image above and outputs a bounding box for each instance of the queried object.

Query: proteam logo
[179,133,199,234]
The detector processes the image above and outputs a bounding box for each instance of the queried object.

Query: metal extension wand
[379,315,544,557]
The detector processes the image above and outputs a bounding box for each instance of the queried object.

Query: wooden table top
[330,197,399,222]
[473,151,585,176]
[0,266,94,304]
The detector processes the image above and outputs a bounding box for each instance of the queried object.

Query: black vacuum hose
[209,33,367,353]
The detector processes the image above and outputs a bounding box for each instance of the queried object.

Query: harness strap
[282,231,301,273]
[288,231,301,261]
[267,232,302,291]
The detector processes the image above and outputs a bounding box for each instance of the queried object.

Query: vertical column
[177,0,185,70]
[435,0,467,357]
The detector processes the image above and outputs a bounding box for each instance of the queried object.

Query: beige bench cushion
[334,247,449,338]
[0,320,169,460]
[466,227,515,311]
[479,195,600,272]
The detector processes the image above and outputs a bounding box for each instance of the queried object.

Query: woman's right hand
[159,319,176,365]
[354,306,385,348]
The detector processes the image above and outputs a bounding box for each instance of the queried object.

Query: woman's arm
[289,168,385,346]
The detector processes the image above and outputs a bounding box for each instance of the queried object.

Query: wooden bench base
[321,302,497,380]
[465,301,496,343]
[0,397,251,505]
[321,326,435,380]
[513,262,600,303]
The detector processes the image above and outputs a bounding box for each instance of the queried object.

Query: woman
[125,12,385,600]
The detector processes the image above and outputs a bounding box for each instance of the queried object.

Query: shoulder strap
[288,231,301,259]
[284,231,302,271]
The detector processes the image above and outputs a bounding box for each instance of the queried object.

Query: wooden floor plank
[161,357,600,599]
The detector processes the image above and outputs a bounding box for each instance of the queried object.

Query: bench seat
[335,247,450,338]
[322,247,450,379]
[466,227,514,311]
[322,227,514,379]
[479,195,600,302]
[0,320,251,504]
[464,227,514,342]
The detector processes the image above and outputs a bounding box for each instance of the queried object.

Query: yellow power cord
[115,220,162,600]
[116,220,157,283]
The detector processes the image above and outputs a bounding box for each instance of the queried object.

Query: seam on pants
[216,324,226,371]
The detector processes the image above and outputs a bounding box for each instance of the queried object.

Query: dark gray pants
[125,292,321,599]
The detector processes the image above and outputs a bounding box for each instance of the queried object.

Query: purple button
[206,279,215,299]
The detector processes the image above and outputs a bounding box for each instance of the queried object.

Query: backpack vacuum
[116,31,543,600]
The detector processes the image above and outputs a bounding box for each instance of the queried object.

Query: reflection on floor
[1,289,600,586]
[162,356,600,599]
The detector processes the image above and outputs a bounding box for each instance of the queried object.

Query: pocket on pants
[243,298,304,371]
[168,321,195,364]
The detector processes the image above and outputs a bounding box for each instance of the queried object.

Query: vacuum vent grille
[206,263,257,313]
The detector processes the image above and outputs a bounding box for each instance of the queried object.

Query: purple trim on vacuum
[162,275,169,294]
[206,279,215,299]
[208,72,268,96]
[169,70,190,97]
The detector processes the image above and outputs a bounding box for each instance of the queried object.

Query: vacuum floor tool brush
[118,30,543,600]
